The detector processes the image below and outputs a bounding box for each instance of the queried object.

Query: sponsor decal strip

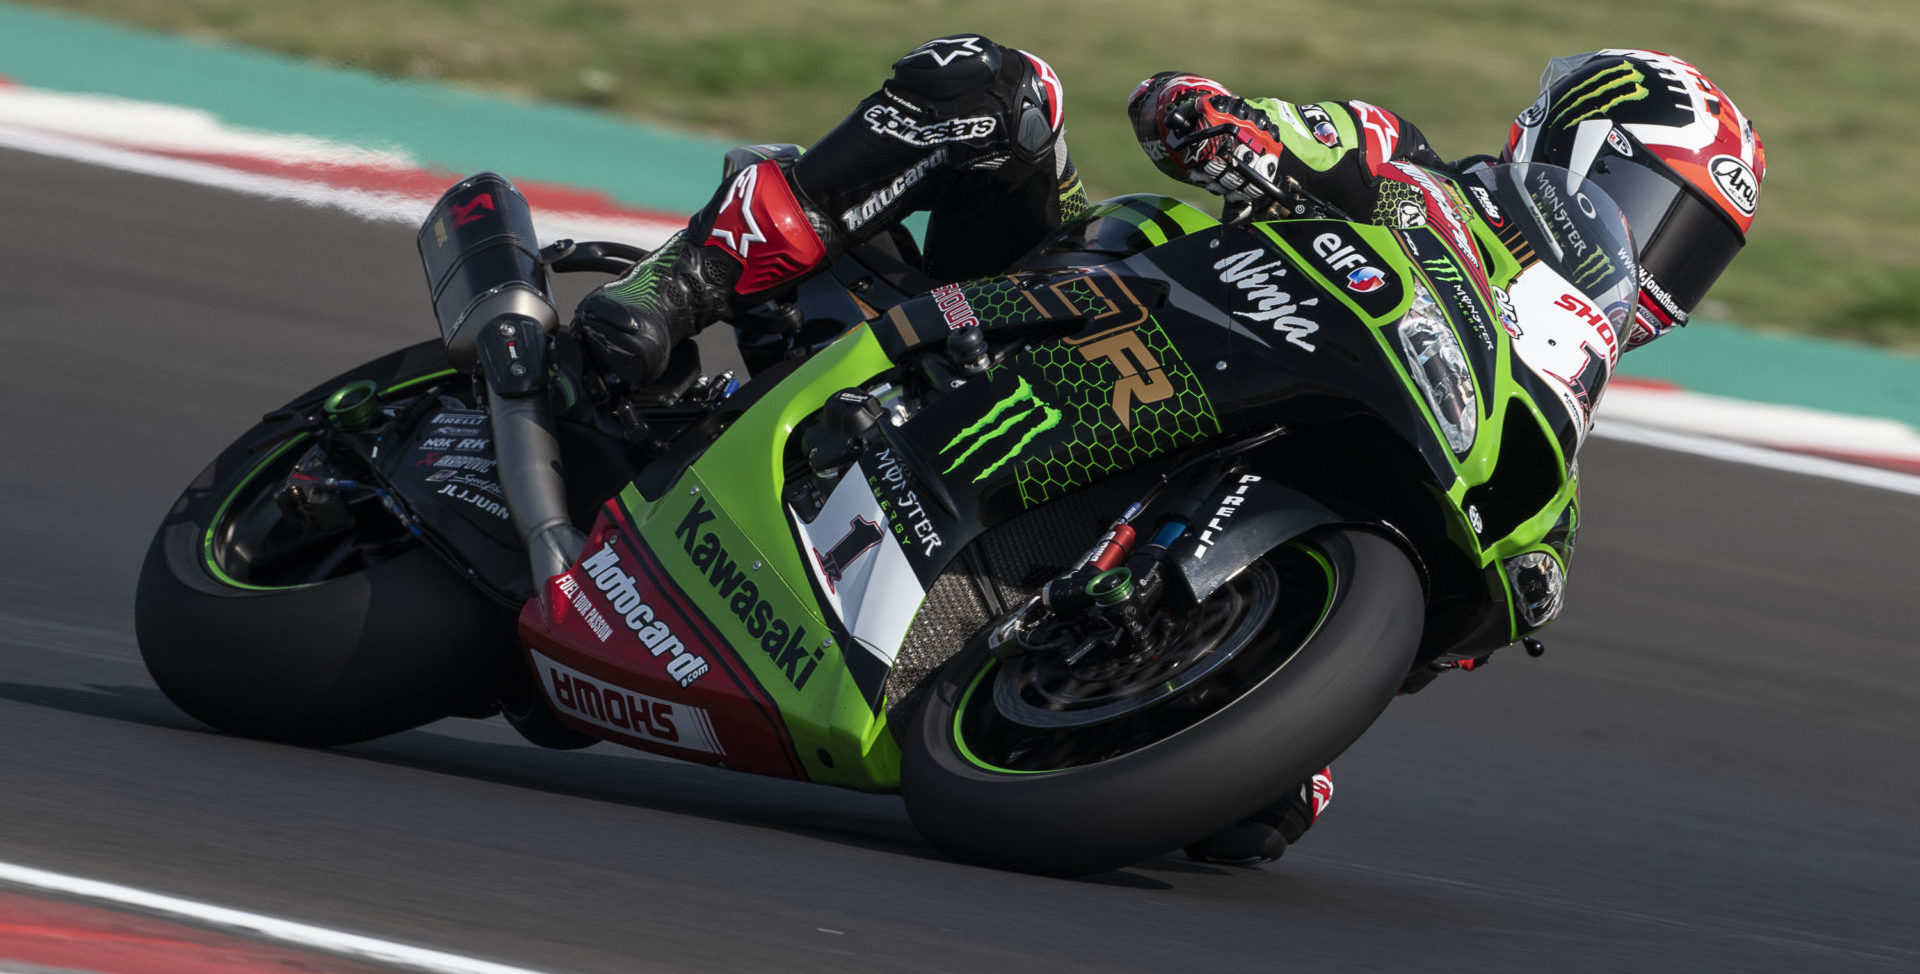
[605,500,808,776]
[0,859,563,974]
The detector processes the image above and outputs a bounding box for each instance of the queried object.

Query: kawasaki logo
[580,542,711,687]
[1551,60,1649,129]
[939,377,1061,482]
[674,497,824,690]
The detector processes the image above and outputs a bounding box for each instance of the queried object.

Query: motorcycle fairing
[789,465,924,671]
[518,497,810,779]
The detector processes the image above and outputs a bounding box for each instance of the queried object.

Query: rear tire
[901,529,1421,877]
[136,343,515,746]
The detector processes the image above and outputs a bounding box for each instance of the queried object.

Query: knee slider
[890,34,1004,100]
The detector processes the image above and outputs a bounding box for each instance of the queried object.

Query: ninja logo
[814,516,883,593]
[1214,248,1320,351]
[939,377,1061,482]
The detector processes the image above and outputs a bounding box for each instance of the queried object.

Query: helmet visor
[1581,158,1744,322]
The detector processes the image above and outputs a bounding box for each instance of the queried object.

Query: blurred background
[14,0,1919,345]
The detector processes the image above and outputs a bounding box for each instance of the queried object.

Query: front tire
[901,529,1421,877]
[136,342,514,746]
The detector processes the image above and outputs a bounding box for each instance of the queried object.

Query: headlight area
[1505,549,1565,628]
[1396,282,1478,455]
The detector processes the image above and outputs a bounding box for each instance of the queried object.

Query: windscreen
[1477,163,1639,323]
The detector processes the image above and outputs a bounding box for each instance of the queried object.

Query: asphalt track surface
[2,144,1916,974]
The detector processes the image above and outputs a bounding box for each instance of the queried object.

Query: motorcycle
[135,140,1638,877]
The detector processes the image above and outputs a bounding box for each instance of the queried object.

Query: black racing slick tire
[901,529,1422,877]
[135,342,514,746]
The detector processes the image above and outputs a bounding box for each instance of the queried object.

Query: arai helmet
[1504,50,1765,346]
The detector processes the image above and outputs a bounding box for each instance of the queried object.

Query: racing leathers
[573,36,1473,867]
[574,34,1086,389]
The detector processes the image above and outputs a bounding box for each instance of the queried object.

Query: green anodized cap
[323,380,381,429]
[1087,567,1134,606]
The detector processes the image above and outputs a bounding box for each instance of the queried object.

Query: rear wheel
[902,528,1421,877]
[136,342,515,746]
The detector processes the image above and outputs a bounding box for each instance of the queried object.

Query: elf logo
[1313,232,1386,294]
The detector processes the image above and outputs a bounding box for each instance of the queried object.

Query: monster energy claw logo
[1569,249,1617,290]
[1420,257,1464,285]
[940,376,1062,482]
[1551,61,1649,129]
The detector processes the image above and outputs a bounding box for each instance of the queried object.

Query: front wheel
[901,528,1421,877]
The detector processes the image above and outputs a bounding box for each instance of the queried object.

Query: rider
[573,38,1765,864]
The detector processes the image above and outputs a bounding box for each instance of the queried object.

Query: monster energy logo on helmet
[1568,249,1617,291]
[940,376,1061,482]
[1551,60,1649,129]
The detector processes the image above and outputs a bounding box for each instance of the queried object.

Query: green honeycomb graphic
[1006,316,1222,508]
[957,277,1039,329]
[1373,180,1427,228]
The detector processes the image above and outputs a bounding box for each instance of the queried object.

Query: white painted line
[0,860,566,974]
[0,122,677,247]
[1604,384,1920,464]
[1594,419,1920,496]
[7,87,1919,499]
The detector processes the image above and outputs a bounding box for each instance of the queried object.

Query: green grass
[21,0,1920,345]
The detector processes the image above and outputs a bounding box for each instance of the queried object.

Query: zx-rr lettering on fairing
[1065,325,1175,429]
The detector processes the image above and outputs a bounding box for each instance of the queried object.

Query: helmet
[1504,50,1765,346]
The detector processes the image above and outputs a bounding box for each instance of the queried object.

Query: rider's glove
[1128,73,1286,205]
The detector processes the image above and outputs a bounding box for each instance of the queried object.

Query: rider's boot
[574,156,836,388]
[1184,766,1334,866]
[575,32,1070,387]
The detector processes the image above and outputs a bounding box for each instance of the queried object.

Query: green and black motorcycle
[136,146,1637,877]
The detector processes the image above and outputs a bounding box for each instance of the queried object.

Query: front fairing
[930,170,1628,652]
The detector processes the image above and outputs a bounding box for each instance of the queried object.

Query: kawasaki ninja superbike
[136,144,1638,877]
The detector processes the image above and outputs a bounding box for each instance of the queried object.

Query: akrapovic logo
[674,497,826,690]
[1551,60,1649,129]
[579,542,712,687]
[533,650,721,754]
[939,377,1061,482]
